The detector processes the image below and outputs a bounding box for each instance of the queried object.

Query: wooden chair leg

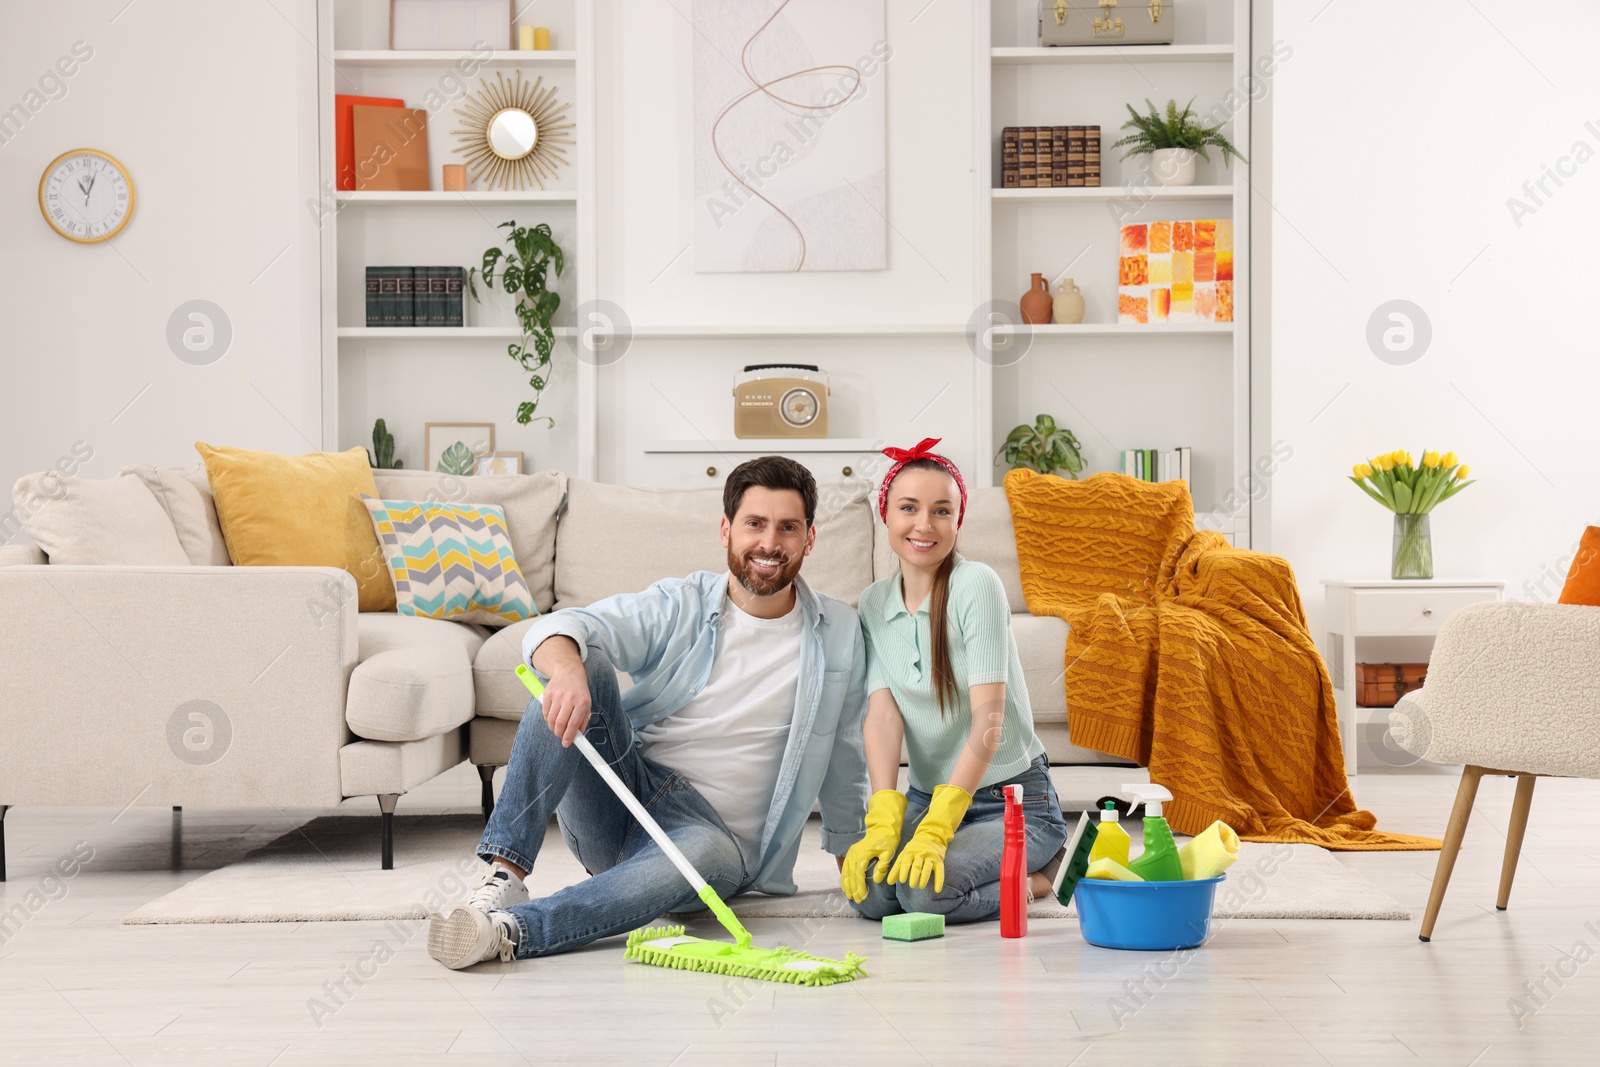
[1496,774,1537,911]
[1420,764,1486,942]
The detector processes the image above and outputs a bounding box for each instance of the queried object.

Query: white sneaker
[465,863,529,914]
[427,907,516,969]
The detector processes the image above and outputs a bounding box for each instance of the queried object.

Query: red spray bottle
[1000,783,1027,938]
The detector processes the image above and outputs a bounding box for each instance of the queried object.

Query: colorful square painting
[1118,220,1234,324]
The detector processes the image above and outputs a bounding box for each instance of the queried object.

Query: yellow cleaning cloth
[1085,858,1144,882]
[1178,821,1240,880]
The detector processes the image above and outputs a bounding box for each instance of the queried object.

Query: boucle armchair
[1390,600,1600,940]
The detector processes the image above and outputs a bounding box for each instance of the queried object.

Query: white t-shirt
[638,594,804,864]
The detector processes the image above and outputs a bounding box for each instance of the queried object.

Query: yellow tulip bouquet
[1349,451,1474,579]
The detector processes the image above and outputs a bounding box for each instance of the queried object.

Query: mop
[515,665,866,986]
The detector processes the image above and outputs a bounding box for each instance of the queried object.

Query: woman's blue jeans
[850,755,1068,925]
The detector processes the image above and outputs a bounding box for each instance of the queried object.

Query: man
[427,456,869,968]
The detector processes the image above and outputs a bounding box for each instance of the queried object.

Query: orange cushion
[196,443,396,612]
[1558,526,1600,606]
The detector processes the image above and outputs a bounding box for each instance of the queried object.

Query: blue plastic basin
[1075,875,1225,950]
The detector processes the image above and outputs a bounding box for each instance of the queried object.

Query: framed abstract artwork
[1118,219,1234,324]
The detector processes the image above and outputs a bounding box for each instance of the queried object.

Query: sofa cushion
[362,495,536,627]
[120,463,231,565]
[1010,612,1070,725]
[473,618,541,720]
[346,614,486,742]
[473,617,635,722]
[11,473,190,565]
[554,480,875,609]
[197,443,396,612]
[372,469,564,613]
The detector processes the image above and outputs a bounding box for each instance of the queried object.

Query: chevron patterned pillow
[360,495,536,627]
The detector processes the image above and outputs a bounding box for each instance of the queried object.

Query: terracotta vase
[1020,272,1052,325]
[1052,278,1085,324]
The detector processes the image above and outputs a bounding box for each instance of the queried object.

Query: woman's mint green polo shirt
[860,553,1046,792]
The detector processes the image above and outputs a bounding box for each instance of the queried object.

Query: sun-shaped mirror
[451,71,573,190]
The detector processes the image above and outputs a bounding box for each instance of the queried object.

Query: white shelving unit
[332,50,577,67]
[991,44,1234,65]
[334,191,577,205]
[317,0,596,478]
[976,0,1254,545]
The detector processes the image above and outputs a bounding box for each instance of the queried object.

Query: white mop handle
[515,665,708,895]
[569,731,710,895]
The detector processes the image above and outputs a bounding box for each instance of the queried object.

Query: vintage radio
[733,364,829,439]
[1039,0,1176,47]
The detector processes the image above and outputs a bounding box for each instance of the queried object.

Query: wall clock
[38,148,135,243]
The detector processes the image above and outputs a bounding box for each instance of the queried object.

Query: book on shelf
[364,266,464,327]
[1066,126,1085,187]
[1001,126,1019,188]
[335,95,404,191]
[1050,126,1067,188]
[1084,125,1101,187]
[1120,446,1192,484]
[1018,126,1037,187]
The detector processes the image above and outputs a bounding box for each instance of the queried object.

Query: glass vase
[1391,513,1433,580]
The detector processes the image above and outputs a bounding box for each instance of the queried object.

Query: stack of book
[1120,446,1192,483]
[365,266,466,327]
[1001,126,1101,189]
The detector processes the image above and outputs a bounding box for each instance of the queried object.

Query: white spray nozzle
[1004,784,1024,805]
[1123,783,1174,818]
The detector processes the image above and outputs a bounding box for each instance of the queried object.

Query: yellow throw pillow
[196,443,396,612]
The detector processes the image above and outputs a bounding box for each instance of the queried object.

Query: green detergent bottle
[1124,783,1183,882]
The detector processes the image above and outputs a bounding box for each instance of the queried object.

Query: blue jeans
[477,650,748,959]
[850,756,1068,925]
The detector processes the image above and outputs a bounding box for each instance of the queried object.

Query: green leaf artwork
[437,441,475,476]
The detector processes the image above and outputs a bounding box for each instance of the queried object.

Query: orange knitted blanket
[1004,469,1439,850]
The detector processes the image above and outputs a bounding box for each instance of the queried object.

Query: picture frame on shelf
[390,0,512,50]
[476,451,523,476]
[425,422,495,475]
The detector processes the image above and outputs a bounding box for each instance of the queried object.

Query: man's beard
[728,545,803,598]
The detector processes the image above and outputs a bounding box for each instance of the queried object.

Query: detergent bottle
[1086,799,1131,868]
[1125,783,1183,882]
[1000,784,1028,938]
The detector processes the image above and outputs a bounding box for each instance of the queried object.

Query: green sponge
[882,912,944,942]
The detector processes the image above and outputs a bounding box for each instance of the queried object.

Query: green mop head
[625,926,868,986]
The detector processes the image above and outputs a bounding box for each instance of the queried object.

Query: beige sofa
[0,465,1112,879]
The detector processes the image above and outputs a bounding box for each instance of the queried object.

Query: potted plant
[997,414,1085,479]
[366,417,403,469]
[1112,98,1246,187]
[1349,450,1475,579]
[470,220,565,428]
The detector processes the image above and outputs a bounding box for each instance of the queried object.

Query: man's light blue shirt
[520,570,869,896]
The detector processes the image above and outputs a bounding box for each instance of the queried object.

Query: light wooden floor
[4,763,1599,1067]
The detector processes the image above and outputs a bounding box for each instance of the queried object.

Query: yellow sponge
[1178,821,1240,880]
[1086,858,1144,881]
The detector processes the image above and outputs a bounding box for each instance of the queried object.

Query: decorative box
[1039,0,1176,47]
[1355,663,1428,708]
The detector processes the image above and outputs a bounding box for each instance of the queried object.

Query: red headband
[877,437,968,528]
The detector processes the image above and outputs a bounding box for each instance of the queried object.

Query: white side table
[1322,579,1505,775]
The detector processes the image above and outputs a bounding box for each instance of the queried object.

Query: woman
[842,438,1068,923]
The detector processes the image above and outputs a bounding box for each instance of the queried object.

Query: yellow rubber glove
[840,789,908,903]
[885,784,973,893]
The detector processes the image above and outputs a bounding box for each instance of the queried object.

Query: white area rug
[124,814,1410,925]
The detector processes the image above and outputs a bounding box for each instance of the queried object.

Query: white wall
[0,0,323,517]
[1269,0,1600,636]
[592,0,981,484]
